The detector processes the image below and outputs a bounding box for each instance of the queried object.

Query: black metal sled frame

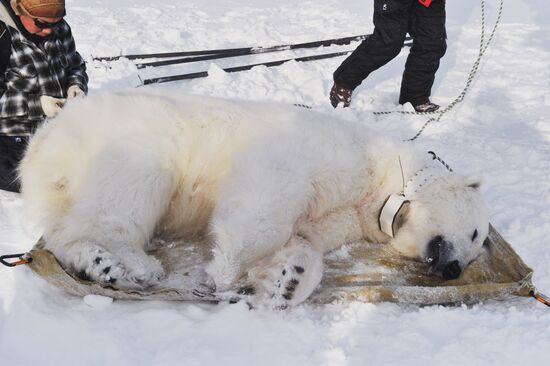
[95,34,412,63]
[140,39,412,85]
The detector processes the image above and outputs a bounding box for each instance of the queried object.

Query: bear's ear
[464,176,483,190]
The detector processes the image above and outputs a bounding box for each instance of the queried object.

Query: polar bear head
[388,174,489,280]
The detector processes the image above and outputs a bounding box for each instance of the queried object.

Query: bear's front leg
[244,235,323,307]
[205,152,314,292]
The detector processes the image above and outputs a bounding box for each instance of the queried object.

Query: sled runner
[92,34,413,85]
[4,224,542,306]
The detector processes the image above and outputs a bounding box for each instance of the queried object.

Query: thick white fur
[19,90,489,306]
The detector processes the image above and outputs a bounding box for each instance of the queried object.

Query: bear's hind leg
[46,143,175,288]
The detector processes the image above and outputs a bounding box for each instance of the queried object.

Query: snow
[83,294,114,308]
[1,0,550,364]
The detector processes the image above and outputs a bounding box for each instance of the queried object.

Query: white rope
[372,0,504,142]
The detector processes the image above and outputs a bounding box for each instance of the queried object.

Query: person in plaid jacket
[0,0,87,193]
[330,0,446,112]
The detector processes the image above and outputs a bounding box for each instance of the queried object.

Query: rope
[372,0,504,142]
[428,151,453,172]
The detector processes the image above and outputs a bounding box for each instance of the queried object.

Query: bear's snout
[425,235,461,279]
[442,260,461,280]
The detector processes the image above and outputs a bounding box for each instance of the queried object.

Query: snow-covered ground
[1,0,550,364]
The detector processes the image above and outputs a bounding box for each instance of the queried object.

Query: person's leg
[399,0,447,107]
[0,136,28,193]
[333,0,413,92]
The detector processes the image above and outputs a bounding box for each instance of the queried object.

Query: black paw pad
[294,266,305,274]
[77,269,91,281]
[282,278,300,301]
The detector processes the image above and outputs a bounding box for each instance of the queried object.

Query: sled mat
[16,224,540,305]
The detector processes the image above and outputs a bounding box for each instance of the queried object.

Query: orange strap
[530,291,550,307]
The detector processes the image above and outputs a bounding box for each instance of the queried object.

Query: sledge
[141,51,353,85]
[94,34,412,63]
[3,224,546,307]
[90,33,414,85]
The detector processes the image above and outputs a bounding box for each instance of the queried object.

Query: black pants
[0,136,29,193]
[333,0,447,106]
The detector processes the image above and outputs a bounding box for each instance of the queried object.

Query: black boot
[329,83,353,108]
[413,101,440,113]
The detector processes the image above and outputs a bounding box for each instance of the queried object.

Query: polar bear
[19,90,489,306]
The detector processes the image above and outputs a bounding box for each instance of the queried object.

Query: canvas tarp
[22,224,535,305]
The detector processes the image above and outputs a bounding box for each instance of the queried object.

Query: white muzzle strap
[379,193,410,237]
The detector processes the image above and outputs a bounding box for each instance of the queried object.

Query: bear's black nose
[442,260,461,280]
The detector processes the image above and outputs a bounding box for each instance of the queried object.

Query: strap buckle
[0,253,32,267]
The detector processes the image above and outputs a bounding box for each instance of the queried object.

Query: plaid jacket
[0,21,88,136]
